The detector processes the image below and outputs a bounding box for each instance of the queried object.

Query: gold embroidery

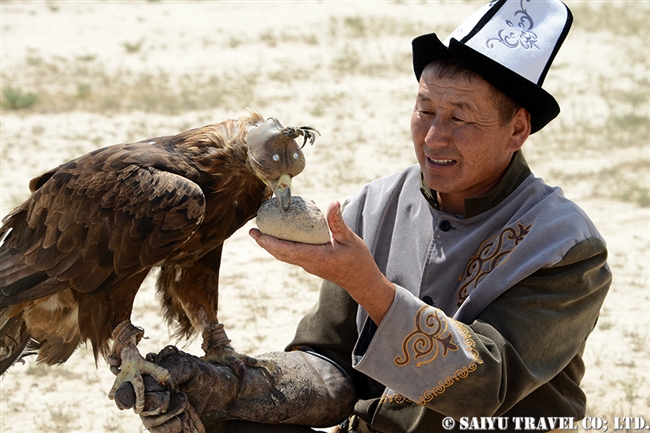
[457,222,531,306]
[418,322,483,405]
[395,306,459,367]
[382,323,483,406]
[380,393,412,404]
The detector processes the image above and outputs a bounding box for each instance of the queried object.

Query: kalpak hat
[412,0,572,133]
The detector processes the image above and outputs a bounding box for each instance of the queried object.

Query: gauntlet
[113,346,355,433]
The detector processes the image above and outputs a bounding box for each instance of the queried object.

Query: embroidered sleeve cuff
[352,285,483,404]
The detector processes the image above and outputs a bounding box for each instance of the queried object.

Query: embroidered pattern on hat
[486,0,540,50]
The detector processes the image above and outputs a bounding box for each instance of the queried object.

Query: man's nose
[424,118,451,148]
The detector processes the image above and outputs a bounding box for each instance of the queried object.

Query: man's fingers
[249,228,281,252]
[249,228,304,263]
[249,227,263,242]
[326,201,352,243]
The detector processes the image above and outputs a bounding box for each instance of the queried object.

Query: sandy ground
[1,1,649,432]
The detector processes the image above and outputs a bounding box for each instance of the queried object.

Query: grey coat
[289,151,611,432]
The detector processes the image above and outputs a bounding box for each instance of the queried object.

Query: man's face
[411,65,526,208]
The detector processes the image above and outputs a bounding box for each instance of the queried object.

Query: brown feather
[0,110,297,374]
[0,314,31,373]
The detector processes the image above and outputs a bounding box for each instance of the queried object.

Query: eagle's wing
[0,142,206,307]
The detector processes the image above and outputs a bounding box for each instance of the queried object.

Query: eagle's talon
[108,344,171,414]
[224,352,247,380]
[201,324,278,380]
[202,345,279,385]
[108,322,170,414]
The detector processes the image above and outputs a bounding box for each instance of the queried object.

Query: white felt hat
[412,0,573,133]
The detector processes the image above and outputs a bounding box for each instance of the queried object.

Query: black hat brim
[412,33,559,134]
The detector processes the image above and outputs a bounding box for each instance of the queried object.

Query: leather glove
[113,346,355,433]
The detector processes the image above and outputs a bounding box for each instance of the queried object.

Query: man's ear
[509,108,531,152]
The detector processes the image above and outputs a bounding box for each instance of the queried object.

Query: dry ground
[1,1,649,432]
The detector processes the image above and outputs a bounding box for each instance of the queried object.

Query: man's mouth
[427,157,456,166]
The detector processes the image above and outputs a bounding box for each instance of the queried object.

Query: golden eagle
[0,111,317,412]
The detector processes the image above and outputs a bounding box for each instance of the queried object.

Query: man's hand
[111,347,356,432]
[112,346,236,433]
[250,200,395,325]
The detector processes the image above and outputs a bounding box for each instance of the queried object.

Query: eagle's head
[247,117,318,212]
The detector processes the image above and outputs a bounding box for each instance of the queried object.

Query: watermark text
[440,416,650,431]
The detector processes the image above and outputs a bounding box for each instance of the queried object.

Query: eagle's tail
[0,311,33,375]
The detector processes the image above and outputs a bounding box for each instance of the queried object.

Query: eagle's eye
[292,152,300,160]
[272,154,280,162]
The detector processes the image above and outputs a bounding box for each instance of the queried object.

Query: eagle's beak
[269,173,292,212]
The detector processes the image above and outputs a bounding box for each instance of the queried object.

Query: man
[112,1,611,432]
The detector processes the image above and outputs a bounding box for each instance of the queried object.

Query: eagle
[0,111,318,412]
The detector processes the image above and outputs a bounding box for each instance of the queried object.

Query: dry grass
[1,1,648,431]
